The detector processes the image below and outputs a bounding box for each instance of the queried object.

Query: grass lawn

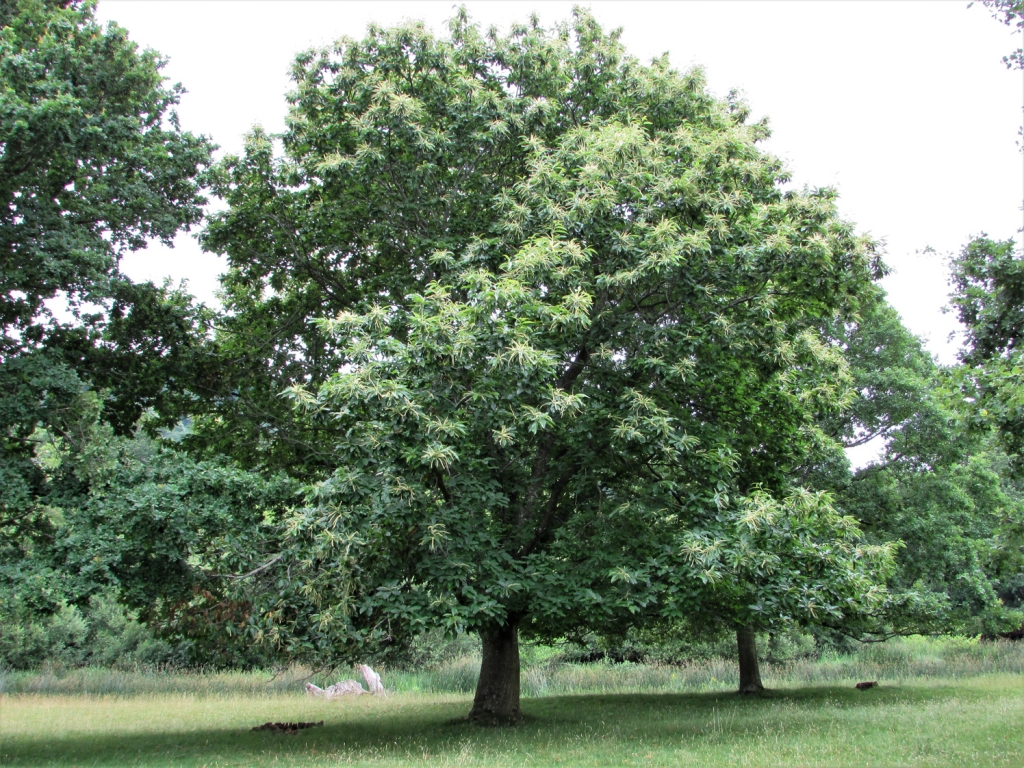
[1,674,1022,767]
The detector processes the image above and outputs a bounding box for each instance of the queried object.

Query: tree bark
[469,621,522,725]
[737,626,764,694]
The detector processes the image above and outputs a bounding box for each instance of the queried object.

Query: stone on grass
[359,664,386,696]
[305,680,365,698]
[304,665,386,699]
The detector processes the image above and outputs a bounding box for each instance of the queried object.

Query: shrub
[0,592,178,671]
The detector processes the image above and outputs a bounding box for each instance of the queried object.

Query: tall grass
[0,664,311,697]
[3,635,1021,698]
[519,637,1024,697]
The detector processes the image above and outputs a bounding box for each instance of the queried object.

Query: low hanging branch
[224,553,283,581]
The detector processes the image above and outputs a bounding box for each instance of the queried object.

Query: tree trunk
[469,621,522,725]
[737,626,764,694]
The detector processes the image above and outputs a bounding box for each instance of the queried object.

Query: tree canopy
[0,0,213,614]
[0,0,212,362]
[948,237,1024,472]
[816,290,1024,637]
[191,10,900,722]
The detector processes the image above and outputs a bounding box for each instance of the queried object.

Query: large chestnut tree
[195,11,897,721]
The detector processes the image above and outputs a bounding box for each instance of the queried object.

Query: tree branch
[520,464,578,557]
[515,347,591,530]
[224,553,283,581]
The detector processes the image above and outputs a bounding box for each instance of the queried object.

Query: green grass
[2,674,1022,766]
[2,639,1022,766]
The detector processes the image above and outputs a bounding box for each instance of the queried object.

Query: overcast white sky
[98,0,1023,373]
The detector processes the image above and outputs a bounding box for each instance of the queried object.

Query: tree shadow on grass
[0,683,990,766]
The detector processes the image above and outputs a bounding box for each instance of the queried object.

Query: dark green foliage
[0,0,214,613]
[0,591,178,670]
[41,423,298,661]
[0,378,299,667]
[388,628,482,670]
[826,291,964,468]
[0,0,212,358]
[843,450,1024,635]
[0,1,279,670]
[950,237,1023,366]
[51,429,292,615]
[557,624,737,666]
[948,237,1024,470]
[820,291,1024,637]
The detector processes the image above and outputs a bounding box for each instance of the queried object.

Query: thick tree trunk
[737,626,764,694]
[469,621,522,725]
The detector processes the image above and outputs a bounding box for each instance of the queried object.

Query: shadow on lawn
[0,683,981,766]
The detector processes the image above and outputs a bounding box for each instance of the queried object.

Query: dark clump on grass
[251,721,324,735]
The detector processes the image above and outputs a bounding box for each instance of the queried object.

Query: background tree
[657,290,1024,682]
[1,398,300,666]
[819,290,1024,637]
[826,292,964,469]
[0,0,213,615]
[948,237,1024,471]
[944,236,1024,634]
[56,422,299,666]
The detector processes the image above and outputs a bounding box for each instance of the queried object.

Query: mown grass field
[2,673,1022,767]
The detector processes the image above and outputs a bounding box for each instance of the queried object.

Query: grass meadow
[2,638,1022,767]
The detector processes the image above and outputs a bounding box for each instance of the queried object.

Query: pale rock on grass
[359,663,386,696]
[305,680,365,698]
[304,664,386,699]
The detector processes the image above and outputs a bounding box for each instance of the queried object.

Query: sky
[97,0,1023,372]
